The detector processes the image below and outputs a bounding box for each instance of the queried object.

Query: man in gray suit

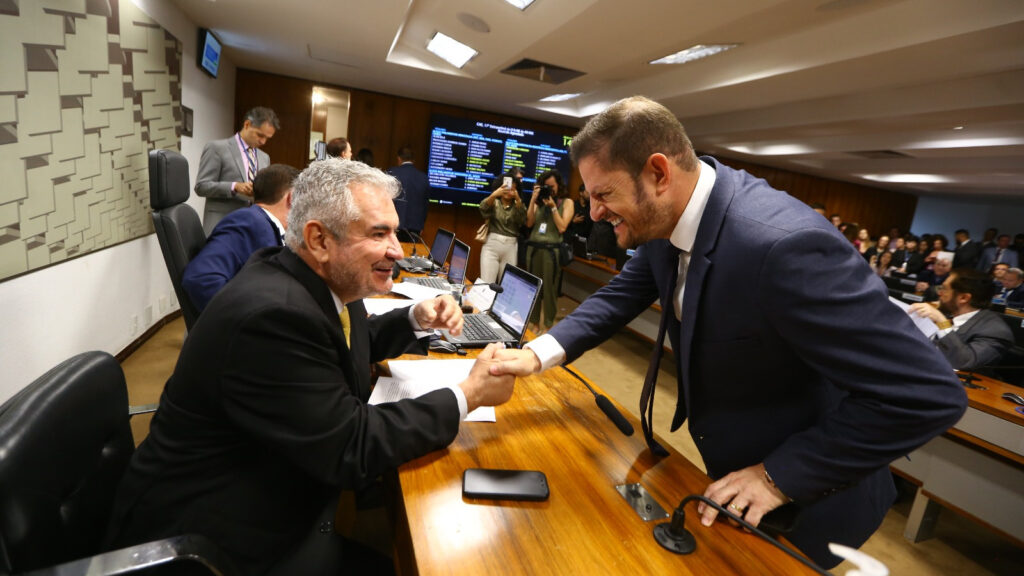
[195,107,280,235]
[910,267,1014,371]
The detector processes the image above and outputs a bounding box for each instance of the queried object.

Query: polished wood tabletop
[385,350,815,575]
[956,371,1024,424]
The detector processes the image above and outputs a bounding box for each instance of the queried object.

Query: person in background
[924,234,949,271]
[388,146,429,241]
[194,106,279,235]
[890,236,905,255]
[106,158,515,574]
[870,250,897,277]
[995,267,1024,309]
[326,137,352,159]
[489,95,966,568]
[566,183,594,240]
[908,268,1013,372]
[183,164,299,312]
[981,227,999,250]
[525,169,574,333]
[355,147,375,167]
[809,203,826,218]
[478,168,527,284]
[830,213,842,228]
[863,235,889,263]
[952,228,982,270]
[915,257,952,301]
[977,234,1020,271]
[856,227,872,256]
[897,235,925,275]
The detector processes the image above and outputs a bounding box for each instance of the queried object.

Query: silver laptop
[442,265,542,348]
[398,228,454,272]
[408,239,470,291]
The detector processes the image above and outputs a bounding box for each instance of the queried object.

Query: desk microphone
[406,229,440,274]
[559,366,634,437]
[487,283,503,293]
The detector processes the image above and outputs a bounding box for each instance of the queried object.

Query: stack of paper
[369,359,496,422]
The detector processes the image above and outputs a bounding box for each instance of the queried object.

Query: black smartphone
[462,468,549,502]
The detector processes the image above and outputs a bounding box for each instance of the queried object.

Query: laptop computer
[408,239,470,291]
[442,265,542,348]
[398,228,454,272]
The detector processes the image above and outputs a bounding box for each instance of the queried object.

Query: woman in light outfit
[478,168,526,284]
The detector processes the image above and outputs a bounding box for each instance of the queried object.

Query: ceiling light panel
[540,93,582,102]
[650,44,739,65]
[426,32,478,69]
[504,0,536,10]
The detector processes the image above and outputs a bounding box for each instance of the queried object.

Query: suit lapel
[227,136,246,181]
[671,158,733,431]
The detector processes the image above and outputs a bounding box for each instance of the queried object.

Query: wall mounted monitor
[197,28,222,79]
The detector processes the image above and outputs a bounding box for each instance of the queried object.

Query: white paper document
[889,296,939,340]
[362,298,415,316]
[463,278,497,311]
[369,360,496,422]
[391,281,448,300]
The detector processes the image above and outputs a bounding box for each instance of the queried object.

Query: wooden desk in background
[890,372,1024,547]
[381,352,813,574]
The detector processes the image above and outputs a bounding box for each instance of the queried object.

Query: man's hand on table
[488,348,542,377]
[461,343,516,411]
[697,463,789,530]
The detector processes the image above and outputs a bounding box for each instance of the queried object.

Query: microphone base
[653,522,696,555]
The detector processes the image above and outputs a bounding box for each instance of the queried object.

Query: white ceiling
[171,0,1024,199]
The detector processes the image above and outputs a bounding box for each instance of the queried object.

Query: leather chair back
[0,352,134,573]
[150,149,206,330]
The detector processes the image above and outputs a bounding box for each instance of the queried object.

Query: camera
[535,185,553,202]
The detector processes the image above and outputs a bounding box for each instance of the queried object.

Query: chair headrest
[149,149,191,210]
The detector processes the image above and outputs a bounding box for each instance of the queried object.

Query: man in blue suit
[977,234,1020,272]
[491,96,966,568]
[388,146,430,238]
[183,164,299,311]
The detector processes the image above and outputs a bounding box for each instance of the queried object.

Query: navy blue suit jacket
[182,205,282,311]
[389,162,430,232]
[549,156,966,567]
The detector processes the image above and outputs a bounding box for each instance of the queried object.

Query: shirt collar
[669,159,716,253]
[330,290,345,316]
[952,308,980,328]
[258,206,285,240]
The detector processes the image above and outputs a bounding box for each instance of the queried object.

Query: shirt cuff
[230,182,237,194]
[407,305,434,339]
[448,385,469,421]
[524,334,566,371]
[934,326,955,339]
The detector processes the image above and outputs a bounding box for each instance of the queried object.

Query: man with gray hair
[997,266,1024,308]
[107,159,516,573]
[195,106,280,234]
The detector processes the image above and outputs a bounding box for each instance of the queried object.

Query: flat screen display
[197,28,222,79]
[427,114,572,205]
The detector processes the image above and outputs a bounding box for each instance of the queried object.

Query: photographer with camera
[525,169,574,334]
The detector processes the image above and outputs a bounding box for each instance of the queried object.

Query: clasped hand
[413,295,463,335]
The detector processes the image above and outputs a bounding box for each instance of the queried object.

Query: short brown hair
[569,96,698,180]
[253,164,299,204]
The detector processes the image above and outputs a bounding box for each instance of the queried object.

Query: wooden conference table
[380,254,814,575]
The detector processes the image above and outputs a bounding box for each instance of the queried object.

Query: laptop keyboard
[412,277,449,290]
[462,314,502,340]
[399,256,432,269]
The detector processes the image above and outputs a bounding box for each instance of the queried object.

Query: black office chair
[0,352,235,576]
[150,149,205,331]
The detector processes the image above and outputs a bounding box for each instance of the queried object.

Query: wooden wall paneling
[389,98,432,172]
[235,69,314,170]
[311,102,328,140]
[347,91,395,170]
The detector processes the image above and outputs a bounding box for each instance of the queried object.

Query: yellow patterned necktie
[338,307,351,347]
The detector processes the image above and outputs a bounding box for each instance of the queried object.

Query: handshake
[458,346,544,412]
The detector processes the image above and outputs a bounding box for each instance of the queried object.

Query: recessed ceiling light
[426,32,478,69]
[540,93,582,102]
[861,174,952,184]
[650,44,739,65]
[503,0,536,10]
[952,126,965,130]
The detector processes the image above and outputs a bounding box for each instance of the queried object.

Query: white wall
[910,195,1024,240]
[0,0,235,402]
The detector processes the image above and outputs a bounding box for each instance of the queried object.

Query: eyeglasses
[935,285,949,292]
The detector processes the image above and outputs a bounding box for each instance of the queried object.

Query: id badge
[538,222,548,235]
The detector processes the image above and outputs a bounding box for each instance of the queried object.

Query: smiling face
[321,184,403,302]
[581,156,675,249]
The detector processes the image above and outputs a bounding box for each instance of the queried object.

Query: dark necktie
[639,248,681,458]
[995,248,1004,263]
[246,147,257,182]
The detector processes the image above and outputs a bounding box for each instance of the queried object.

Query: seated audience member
[891,236,905,255]
[326,137,352,159]
[870,250,897,277]
[856,228,873,258]
[977,234,1020,271]
[996,267,1024,308]
[909,268,1014,371]
[915,257,952,301]
[991,262,1010,285]
[182,164,299,312]
[923,234,949,270]
[895,236,925,275]
[105,159,516,574]
[830,213,842,228]
[863,235,889,263]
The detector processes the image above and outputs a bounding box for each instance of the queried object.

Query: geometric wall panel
[0,0,181,281]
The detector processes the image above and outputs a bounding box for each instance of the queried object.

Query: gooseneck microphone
[487,283,504,293]
[560,366,634,437]
[654,495,830,576]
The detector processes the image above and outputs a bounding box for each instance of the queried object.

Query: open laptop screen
[448,240,469,285]
[429,228,455,267]
[491,267,540,337]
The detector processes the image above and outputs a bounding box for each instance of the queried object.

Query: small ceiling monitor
[197,28,222,79]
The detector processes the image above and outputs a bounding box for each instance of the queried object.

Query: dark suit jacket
[936,309,1014,371]
[181,206,282,312]
[1004,284,1024,308]
[106,247,460,574]
[953,240,983,269]
[194,135,270,234]
[548,156,966,567]
[389,162,430,232]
